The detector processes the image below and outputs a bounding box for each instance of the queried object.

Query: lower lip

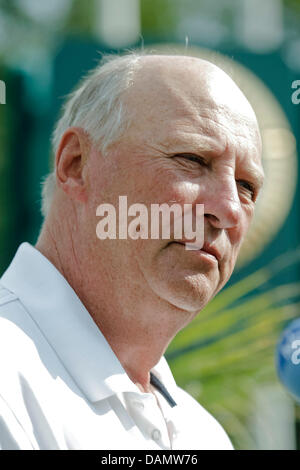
[170,243,218,263]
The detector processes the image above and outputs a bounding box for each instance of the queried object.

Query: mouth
[170,241,221,263]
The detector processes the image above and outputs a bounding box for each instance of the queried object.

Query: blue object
[276,318,300,402]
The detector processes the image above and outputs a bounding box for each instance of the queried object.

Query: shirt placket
[122,391,172,450]
[149,386,180,450]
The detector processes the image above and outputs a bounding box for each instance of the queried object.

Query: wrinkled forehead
[127,56,255,117]
[124,56,262,163]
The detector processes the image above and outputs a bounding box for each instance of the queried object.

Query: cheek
[170,181,201,204]
[132,165,201,206]
[151,169,202,206]
[229,210,253,249]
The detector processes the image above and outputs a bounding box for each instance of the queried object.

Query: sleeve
[0,394,34,450]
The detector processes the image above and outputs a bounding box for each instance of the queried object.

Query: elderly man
[0,53,263,450]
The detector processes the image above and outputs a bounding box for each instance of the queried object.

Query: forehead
[123,56,263,171]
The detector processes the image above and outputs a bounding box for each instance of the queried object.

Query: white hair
[41,52,144,217]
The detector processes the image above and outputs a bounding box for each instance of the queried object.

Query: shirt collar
[0,242,177,402]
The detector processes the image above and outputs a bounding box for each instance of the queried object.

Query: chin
[153,272,219,313]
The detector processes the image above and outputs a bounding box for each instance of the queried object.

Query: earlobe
[55,127,90,204]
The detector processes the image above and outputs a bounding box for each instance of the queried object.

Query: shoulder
[175,385,234,450]
[0,285,62,446]
[0,285,35,358]
[0,393,34,449]
[0,285,27,353]
[0,284,52,395]
[0,287,40,447]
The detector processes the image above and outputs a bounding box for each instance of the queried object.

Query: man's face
[85,56,264,317]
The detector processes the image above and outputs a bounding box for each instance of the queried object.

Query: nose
[202,177,242,230]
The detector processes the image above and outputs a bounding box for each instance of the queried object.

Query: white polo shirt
[0,243,233,450]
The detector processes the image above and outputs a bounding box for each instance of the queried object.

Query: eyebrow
[241,165,264,189]
[161,136,226,157]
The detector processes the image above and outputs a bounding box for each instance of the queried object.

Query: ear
[55,127,90,204]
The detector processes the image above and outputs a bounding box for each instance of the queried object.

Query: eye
[237,179,256,200]
[173,153,208,167]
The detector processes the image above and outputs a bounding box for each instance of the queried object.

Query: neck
[36,210,194,391]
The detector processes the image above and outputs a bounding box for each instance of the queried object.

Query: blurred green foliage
[141,0,178,37]
[65,0,94,36]
[284,0,300,11]
[167,251,300,449]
